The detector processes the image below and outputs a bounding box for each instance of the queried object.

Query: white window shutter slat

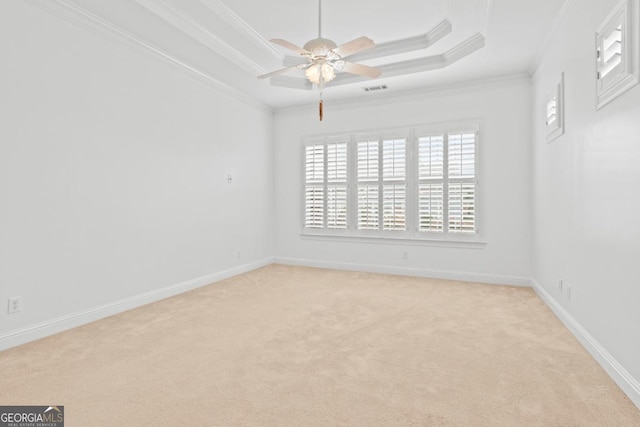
[383,184,406,230]
[327,142,347,183]
[357,185,379,229]
[418,136,444,179]
[327,186,347,229]
[448,182,475,233]
[382,138,406,181]
[304,186,324,228]
[418,184,444,232]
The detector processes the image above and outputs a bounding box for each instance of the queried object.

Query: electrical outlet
[567,285,572,300]
[237,250,243,259]
[8,297,22,314]
[558,280,563,292]
[402,251,408,260]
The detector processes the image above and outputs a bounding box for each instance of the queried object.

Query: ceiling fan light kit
[258,0,381,120]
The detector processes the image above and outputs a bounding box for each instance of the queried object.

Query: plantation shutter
[382,138,406,230]
[327,142,348,229]
[546,97,557,126]
[417,135,444,232]
[447,132,476,233]
[304,144,324,228]
[303,123,479,239]
[357,140,379,229]
[597,24,623,81]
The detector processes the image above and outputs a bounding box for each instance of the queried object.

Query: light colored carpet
[1,264,638,426]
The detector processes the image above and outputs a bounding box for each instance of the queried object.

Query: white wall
[274,77,532,284]
[0,1,274,346]
[532,0,640,404]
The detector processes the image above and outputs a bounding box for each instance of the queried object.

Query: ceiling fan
[258,0,382,120]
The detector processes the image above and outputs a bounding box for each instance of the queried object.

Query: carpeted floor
[1,264,639,426]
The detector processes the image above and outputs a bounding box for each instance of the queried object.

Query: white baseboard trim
[0,257,273,352]
[274,257,532,287]
[532,280,640,410]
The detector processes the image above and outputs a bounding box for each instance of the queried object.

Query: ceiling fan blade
[258,62,311,79]
[270,39,310,55]
[341,61,382,79]
[258,66,302,79]
[333,36,375,58]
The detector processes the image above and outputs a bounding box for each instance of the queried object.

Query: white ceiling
[54,0,567,109]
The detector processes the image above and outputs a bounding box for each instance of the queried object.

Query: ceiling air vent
[363,84,388,92]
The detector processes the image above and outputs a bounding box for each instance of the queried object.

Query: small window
[595,0,639,109]
[546,73,565,142]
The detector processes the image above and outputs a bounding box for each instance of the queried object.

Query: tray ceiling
[31,0,568,109]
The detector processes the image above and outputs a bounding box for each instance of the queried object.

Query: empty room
[1,0,639,425]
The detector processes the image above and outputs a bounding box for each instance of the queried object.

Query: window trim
[595,0,640,110]
[301,121,482,244]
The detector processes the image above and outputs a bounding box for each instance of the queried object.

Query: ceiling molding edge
[348,20,453,62]
[529,0,584,76]
[272,33,485,89]
[282,20,453,67]
[275,73,531,114]
[25,0,271,113]
[134,0,266,75]
[198,0,283,59]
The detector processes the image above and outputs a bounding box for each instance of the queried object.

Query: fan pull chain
[319,99,323,121]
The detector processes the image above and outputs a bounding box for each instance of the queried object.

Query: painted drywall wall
[532,0,640,398]
[273,77,532,284]
[0,2,274,342]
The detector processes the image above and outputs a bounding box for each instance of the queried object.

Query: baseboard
[274,257,532,287]
[0,257,274,352]
[532,280,640,410]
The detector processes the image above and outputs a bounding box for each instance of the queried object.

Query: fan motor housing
[303,38,338,57]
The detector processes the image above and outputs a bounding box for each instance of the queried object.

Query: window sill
[300,232,487,249]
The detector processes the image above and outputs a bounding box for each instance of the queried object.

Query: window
[595,0,639,109]
[355,137,407,232]
[446,132,476,233]
[545,73,565,142]
[304,141,348,230]
[326,142,348,229]
[303,123,480,242]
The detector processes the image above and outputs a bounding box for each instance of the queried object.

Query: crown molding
[350,20,453,62]
[282,20,453,68]
[529,0,583,76]
[272,33,485,90]
[25,0,271,113]
[275,72,530,114]
[134,0,266,75]
[198,0,283,59]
